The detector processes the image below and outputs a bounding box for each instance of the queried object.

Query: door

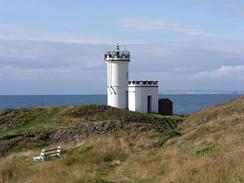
[147,95,152,113]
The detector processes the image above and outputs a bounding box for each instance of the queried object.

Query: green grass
[0,108,64,137]
[181,141,218,156]
[0,105,182,138]
[61,144,129,167]
[0,105,183,159]
[153,135,170,147]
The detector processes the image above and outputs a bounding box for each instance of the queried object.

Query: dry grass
[0,131,159,183]
[159,149,244,183]
[1,97,244,183]
[1,125,243,183]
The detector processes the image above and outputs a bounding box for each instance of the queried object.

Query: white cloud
[0,24,142,45]
[121,18,215,36]
[195,65,244,79]
[0,66,106,94]
[0,39,107,68]
[0,30,111,45]
[1,38,244,94]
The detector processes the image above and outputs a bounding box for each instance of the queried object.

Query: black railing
[104,51,130,60]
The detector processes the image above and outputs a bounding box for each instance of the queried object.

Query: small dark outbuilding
[158,98,173,115]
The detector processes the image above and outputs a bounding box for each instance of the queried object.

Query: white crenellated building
[128,81,158,113]
[104,44,159,113]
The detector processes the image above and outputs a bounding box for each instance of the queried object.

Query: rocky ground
[0,105,182,157]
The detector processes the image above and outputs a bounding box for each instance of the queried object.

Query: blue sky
[0,0,244,94]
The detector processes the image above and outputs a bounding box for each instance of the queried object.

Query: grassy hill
[0,105,181,157]
[0,98,244,183]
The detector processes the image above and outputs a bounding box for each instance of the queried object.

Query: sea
[0,94,242,115]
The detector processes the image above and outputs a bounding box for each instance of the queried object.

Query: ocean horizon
[0,94,242,115]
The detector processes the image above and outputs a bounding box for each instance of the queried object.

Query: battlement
[128,81,158,87]
[104,44,130,61]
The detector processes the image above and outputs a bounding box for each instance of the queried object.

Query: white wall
[128,85,158,113]
[107,61,129,109]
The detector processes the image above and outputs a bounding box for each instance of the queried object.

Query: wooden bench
[33,146,61,161]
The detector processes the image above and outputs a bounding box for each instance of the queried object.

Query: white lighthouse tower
[104,44,130,109]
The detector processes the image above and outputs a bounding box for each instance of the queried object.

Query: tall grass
[0,131,158,183]
[1,126,243,183]
[1,98,244,183]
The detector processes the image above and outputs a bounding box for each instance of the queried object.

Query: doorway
[147,95,152,113]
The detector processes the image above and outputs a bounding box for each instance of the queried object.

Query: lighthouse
[104,44,130,109]
[104,45,160,114]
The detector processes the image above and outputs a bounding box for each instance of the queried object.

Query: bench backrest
[40,146,61,160]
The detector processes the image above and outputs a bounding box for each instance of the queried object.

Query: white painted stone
[128,81,159,113]
[104,45,130,109]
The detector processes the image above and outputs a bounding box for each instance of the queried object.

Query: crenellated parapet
[129,81,158,87]
[104,44,130,61]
